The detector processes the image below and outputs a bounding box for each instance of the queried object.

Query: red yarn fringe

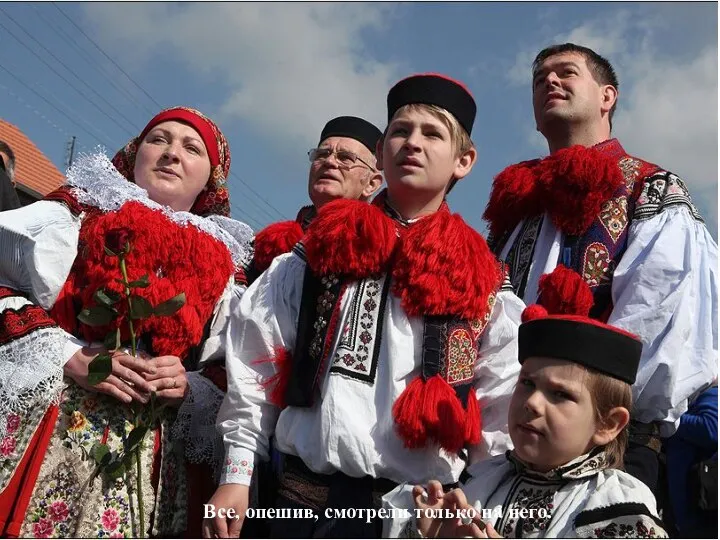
[255,347,294,409]
[392,209,501,320]
[537,265,594,316]
[483,159,542,239]
[253,220,304,274]
[304,199,397,278]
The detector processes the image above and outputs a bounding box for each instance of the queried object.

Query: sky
[0,2,717,237]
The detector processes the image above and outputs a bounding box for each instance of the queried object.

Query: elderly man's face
[307,136,381,209]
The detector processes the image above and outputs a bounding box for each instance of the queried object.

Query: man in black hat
[247,116,383,283]
[204,74,523,538]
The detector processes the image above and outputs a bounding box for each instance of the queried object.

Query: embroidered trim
[0,304,59,346]
[224,457,253,478]
[0,286,24,301]
[634,171,704,222]
[505,215,543,298]
[497,477,561,537]
[44,185,89,218]
[575,502,668,538]
[599,196,629,243]
[330,275,391,384]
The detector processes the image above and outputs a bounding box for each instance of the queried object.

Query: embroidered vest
[492,142,660,321]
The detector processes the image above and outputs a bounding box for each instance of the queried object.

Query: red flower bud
[105,228,135,255]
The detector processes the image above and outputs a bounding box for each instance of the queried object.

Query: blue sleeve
[673,387,718,448]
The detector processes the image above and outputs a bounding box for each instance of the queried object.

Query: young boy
[203,74,525,538]
[383,267,668,538]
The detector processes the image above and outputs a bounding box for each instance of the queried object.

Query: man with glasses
[247,116,383,282]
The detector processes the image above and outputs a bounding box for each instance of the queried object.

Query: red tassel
[521,304,549,323]
[49,277,79,335]
[423,375,467,454]
[392,377,428,449]
[254,347,293,409]
[463,387,481,446]
[304,199,397,278]
[253,221,305,274]
[538,265,594,316]
[393,210,501,321]
[539,146,625,235]
[483,159,543,239]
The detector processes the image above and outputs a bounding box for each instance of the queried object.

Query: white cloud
[81,3,400,148]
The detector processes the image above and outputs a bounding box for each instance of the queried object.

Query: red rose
[48,500,70,523]
[101,508,120,532]
[105,228,135,255]
[33,518,54,538]
[0,436,16,457]
[6,413,20,434]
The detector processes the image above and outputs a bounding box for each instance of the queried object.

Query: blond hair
[583,368,632,469]
[387,103,474,193]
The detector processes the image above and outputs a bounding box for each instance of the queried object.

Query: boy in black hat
[385,267,667,538]
[204,74,523,538]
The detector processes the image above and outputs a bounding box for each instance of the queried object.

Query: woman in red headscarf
[0,107,254,538]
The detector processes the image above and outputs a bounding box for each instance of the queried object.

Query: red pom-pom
[393,211,501,320]
[392,377,428,449]
[304,199,397,278]
[253,221,304,274]
[483,159,543,238]
[538,146,625,235]
[538,265,594,316]
[521,304,549,322]
[255,347,294,409]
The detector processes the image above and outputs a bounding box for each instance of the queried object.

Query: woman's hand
[64,346,157,404]
[142,355,188,406]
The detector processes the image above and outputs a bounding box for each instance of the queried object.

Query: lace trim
[0,326,66,440]
[65,150,255,269]
[171,371,225,470]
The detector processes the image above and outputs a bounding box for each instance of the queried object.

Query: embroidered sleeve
[217,252,305,473]
[468,289,524,462]
[574,503,668,538]
[633,170,704,222]
[0,294,69,443]
[609,185,717,436]
[220,446,255,486]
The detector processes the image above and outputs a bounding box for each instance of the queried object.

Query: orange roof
[0,119,65,196]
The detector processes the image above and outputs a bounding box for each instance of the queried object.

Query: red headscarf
[111,106,231,217]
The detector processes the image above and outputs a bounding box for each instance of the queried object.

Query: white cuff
[62,332,87,367]
[220,446,255,486]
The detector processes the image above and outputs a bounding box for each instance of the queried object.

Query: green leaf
[87,353,113,385]
[128,274,150,288]
[104,245,117,257]
[94,289,120,307]
[129,295,154,320]
[103,328,121,351]
[124,425,149,454]
[78,305,116,327]
[105,459,126,480]
[92,443,112,467]
[153,293,186,317]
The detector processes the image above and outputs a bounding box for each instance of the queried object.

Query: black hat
[387,73,476,136]
[319,116,382,154]
[519,311,642,385]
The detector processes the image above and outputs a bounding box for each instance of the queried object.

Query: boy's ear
[591,406,630,447]
[375,138,385,171]
[362,170,383,199]
[453,145,477,181]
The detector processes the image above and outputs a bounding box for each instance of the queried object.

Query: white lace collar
[65,151,254,269]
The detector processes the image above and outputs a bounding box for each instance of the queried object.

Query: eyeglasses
[308,147,375,170]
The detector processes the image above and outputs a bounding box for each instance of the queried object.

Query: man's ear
[591,406,630,447]
[362,170,383,198]
[600,84,618,116]
[375,138,385,171]
[452,145,477,181]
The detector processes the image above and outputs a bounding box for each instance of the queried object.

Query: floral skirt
[1,382,188,538]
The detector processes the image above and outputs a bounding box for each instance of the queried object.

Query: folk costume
[383,297,668,539]
[247,116,383,284]
[0,108,254,538]
[218,75,523,537]
[483,139,718,489]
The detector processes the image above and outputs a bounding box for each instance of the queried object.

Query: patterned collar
[373,188,448,229]
[507,446,611,482]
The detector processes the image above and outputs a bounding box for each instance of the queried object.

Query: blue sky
[1,2,717,237]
